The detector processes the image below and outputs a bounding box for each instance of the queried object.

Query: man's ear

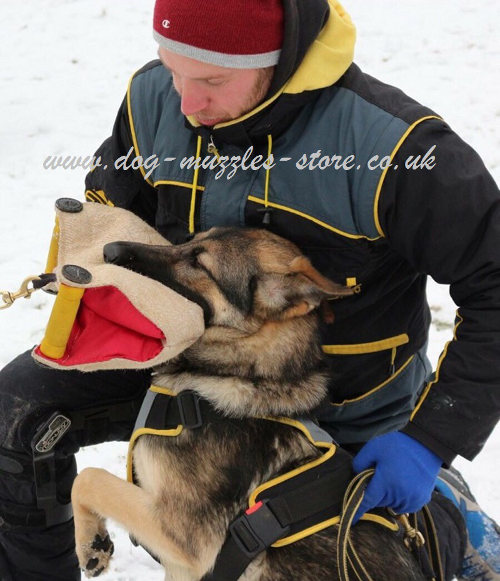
[255,256,354,320]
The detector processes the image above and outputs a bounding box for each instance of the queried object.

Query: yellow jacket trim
[263,135,273,208]
[85,189,115,206]
[126,74,154,187]
[247,196,380,241]
[410,311,463,420]
[330,355,415,407]
[189,136,203,234]
[153,180,205,191]
[322,333,409,355]
[373,115,443,237]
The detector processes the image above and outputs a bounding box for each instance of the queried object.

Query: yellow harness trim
[250,417,341,547]
[126,385,181,482]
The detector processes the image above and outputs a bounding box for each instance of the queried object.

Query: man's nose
[180,80,209,116]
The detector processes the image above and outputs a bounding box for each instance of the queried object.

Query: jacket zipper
[207,134,220,160]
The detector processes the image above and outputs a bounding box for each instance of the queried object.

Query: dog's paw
[78,532,114,578]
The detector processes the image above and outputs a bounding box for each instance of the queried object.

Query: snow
[0,0,498,578]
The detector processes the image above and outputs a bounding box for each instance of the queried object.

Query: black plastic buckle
[176,391,203,429]
[228,500,290,559]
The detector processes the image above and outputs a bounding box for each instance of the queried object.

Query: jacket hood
[186,0,356,143]
[273,0,356,96]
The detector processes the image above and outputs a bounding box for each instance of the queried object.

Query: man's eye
[206,78,225,86]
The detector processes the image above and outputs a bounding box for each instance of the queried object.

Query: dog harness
[128,386,445,581]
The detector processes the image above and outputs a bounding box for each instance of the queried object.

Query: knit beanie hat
[153,0,284,69]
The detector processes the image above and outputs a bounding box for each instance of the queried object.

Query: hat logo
[162,19,170,29]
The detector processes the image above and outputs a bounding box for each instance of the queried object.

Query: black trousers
[0,350,465,581]
[0,350,151,581]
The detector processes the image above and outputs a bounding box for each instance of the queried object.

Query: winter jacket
[85,0,500,465]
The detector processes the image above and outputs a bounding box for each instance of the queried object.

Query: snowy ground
[0,0,498,578]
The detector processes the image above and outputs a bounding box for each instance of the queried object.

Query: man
[0,0,498,580]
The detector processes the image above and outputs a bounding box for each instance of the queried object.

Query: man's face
[158,47,273,126]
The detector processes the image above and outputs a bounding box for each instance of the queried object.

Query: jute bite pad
[32,198,204,371]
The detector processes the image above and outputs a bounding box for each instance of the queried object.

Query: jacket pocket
[323,333,409,374]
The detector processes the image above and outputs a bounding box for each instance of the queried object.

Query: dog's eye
[189,248,202,268]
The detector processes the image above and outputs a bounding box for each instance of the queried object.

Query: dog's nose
[103,242,133,265]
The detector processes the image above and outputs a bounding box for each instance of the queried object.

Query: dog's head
[104,227,353,335]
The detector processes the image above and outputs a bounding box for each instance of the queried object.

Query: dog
[71,227,427,581]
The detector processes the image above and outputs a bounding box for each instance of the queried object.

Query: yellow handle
[44,217,60,274]
[39,284,84,359]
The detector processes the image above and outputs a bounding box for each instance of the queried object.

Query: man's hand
[352,431,442,523]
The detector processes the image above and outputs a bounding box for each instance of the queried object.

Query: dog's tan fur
[72,227,426,580]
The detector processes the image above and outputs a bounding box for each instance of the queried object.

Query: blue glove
[352,431,442,523]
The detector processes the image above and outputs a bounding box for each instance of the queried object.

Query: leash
[0,274,56,310]
[337,469,377,581]
[337,469,444,581]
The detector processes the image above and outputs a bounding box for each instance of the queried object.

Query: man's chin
[196,117,226,126]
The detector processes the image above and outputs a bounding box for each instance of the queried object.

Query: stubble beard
[210,67,275,125]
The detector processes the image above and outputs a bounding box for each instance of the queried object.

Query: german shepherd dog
[71,227,426,581]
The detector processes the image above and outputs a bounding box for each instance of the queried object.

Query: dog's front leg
[72,468,198,578]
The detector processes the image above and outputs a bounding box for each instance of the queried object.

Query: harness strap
[203,468,353,581]
[134,389,213,432]
[203,500,289,581]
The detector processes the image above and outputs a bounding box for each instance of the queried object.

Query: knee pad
[0,412,75,532]
[0,396,143,532]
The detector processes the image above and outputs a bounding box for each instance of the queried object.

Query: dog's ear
[288,256,356,321]
[256,256,354,320]
[288,256,354,297]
